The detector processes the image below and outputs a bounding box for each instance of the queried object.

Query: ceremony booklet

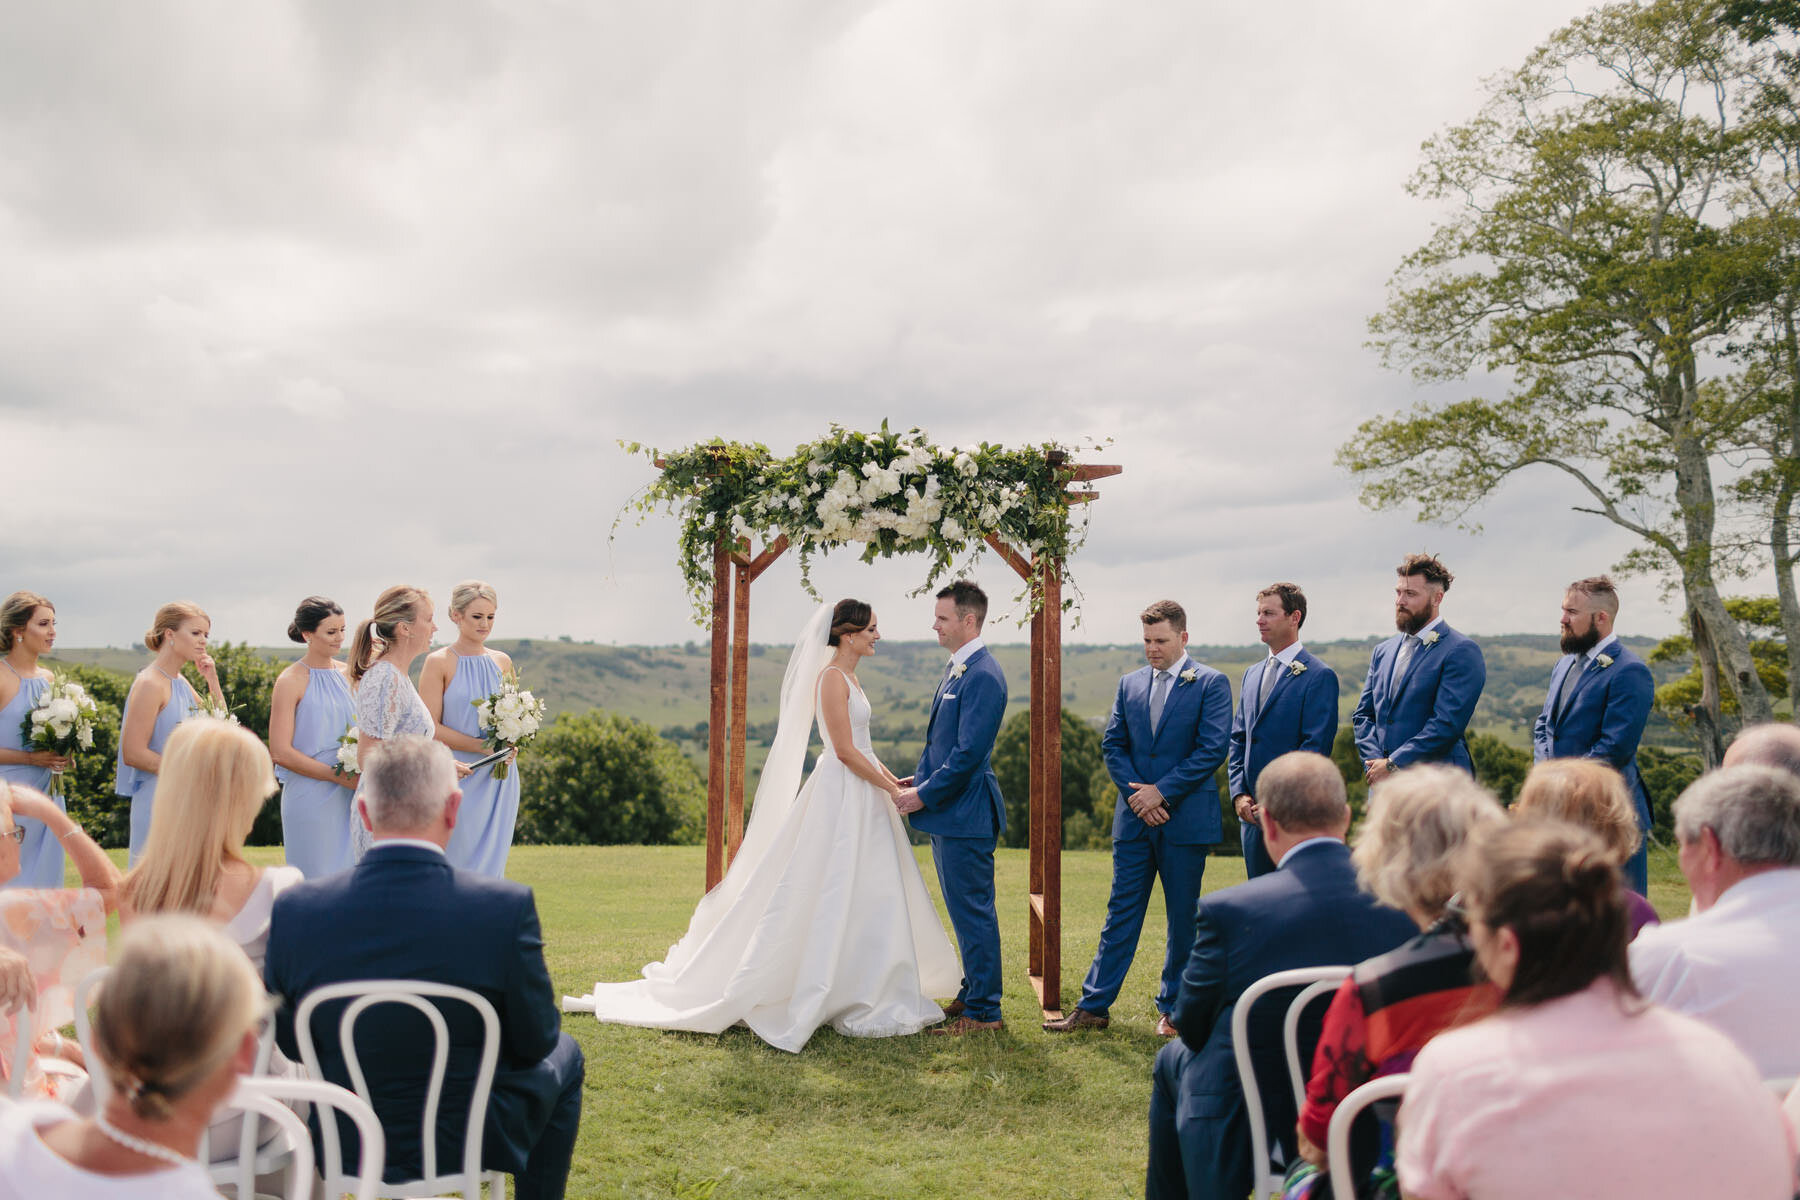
[466,746,513,773]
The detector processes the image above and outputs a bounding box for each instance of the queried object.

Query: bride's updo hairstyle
[349,585,431,684]
[287,595,344,644]
[1459,818,1638,1010]
[827,600,873,646]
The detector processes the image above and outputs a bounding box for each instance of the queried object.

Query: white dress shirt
[1629,867,1800,1078]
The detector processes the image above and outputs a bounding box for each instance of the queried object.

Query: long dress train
[562,655,959,1053]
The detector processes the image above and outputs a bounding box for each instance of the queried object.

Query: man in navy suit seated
[264,736,584,1200]
[1532,575,1656,891]
[1045,599,1231,1036]
[1352,553,1486,784]
[1145,752,1414,1200]
[1227,583,1340,879]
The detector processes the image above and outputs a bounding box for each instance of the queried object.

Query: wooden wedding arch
[651,444,1119,1019]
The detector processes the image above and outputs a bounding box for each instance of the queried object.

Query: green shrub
[516,710,705,845]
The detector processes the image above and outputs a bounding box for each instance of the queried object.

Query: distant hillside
[52,634,1692,781]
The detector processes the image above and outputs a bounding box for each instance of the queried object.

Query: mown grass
[91,843,1688,1197]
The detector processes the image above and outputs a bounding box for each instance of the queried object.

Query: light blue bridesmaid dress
[114,667,199,866]
[0,663,63,888]
[440,653,521,878]
[276,666,356,878]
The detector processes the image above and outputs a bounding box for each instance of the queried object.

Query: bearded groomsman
[1044,600,1230,1036]
[1352,553,1486,783]
[1533,576,1656,891]
[1227,583,1340,879]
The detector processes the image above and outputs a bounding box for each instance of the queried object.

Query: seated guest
[0,915,265,1200]
[0,781,118,1097]
[1398,820,1796,1199]
[1723,722,1800,775]
[1147,751,1416,1200]
[1287,767,1507,1196]
[264,736,583,1200]
[122,719,301,971]
[1512,758,1659,937]
[1629,764,1800,1079]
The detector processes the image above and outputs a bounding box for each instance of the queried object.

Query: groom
[894,580,1009,1034]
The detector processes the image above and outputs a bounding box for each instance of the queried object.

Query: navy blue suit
[1146,841,1415,1200]
[911,644,1008,1022]
[1351,622,1485,774]
[264,844,584,1200]
[1533,638,1655,891]
[1226,649,1339,878]
[1073,657,1230,1017]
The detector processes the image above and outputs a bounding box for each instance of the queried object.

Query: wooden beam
[728,558,752,868]
[747,534,789,582]
[1063,463,1122,483]
[1037,557,1063,1016]
[983,534,1033,581]
[705,536,731,892]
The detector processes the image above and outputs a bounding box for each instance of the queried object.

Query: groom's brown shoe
[934,1016,1004,1035]
[940,999,966,1020]
[1041,1008,1109,1033]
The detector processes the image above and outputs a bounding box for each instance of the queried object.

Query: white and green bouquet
[193,696,239,724]
[472,673,546,780]
[20,674,99,798]
[334,725,360,780]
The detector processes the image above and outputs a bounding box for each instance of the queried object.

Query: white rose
[78,727,93,749]
[953,452,977,477]
[48,697,77,722]
[941,517,966,540]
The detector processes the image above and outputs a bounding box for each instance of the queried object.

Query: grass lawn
[102,843,1690,1198]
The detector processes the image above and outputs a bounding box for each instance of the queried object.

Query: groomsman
[1227,583,1339,878]
[1352,553,1486,782]
[1044,600,1230,1036]
[1533,576,1655,891]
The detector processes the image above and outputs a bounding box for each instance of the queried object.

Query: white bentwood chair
[296,980,507,1200]
[218,1076,387,1200]
[1233,966,1357,1199]
[1326,1072,1411,1200]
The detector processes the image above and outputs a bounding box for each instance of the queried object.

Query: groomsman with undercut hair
[1227,583,1340,878]
[1353,553,1486,784]
[1044,600,1230,1037]
[1533,575,1655,891]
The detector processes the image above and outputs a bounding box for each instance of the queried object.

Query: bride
[562,599,960,1052]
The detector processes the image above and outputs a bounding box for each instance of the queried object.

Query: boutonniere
[1419,631,1441,647]
[1179,667,1199,684]
[950,662,967,679]
[1596,653,1614,669]
[1288,660,1307,678]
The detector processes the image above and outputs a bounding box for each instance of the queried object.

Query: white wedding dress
[562,609,960,1053]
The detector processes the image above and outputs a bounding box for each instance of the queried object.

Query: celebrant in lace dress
[564,600,960,1053]
[347,586,467,859]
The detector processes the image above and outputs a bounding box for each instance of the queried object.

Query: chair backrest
[1326,1073,1410,1200]
[295,979,500,1199]
[1282,968,1352,1111]
[72,964,110,1099]
[1233,966,1356,1200]
[225,1076,387,1200]
[6,1003,31,1100]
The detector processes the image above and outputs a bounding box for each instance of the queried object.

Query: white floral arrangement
[1288,660,1308,678]
[1596,653,1614,669]
[472,673,547,780]
[20,674,98,798]
[1419,631,1441,647]
[334,725,360,779]
[622,424,1110,622]
[192,697,239,725]
[950,662,968,679]
[1179,667,1199,684]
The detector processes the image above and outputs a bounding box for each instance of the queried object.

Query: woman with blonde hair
[1512,758,1659,937]
[1286,766,1508,1198]
[121,719,300,972]
[0,591,72,887]
[348,585,467,858]
[0,915,267,1199]
[419,580,519,876]
[115,601,226,865]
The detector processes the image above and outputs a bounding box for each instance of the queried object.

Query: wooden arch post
[985,454,1121,1019]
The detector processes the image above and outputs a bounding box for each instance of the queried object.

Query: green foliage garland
[620,424,1106,622]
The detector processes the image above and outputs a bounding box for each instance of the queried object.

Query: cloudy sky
[4,0,1668,652]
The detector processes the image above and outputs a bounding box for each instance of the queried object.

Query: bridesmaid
[420,580,519,878]
[115,601,225,866]
[268,596,356,878]
[348,585,467,858]
[0,592,72,888]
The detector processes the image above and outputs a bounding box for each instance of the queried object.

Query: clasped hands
[1127,782,1169,826]
[890,776,924,815]
[1363,757,1395,785]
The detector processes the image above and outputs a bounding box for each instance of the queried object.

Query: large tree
[1340,0,1784,733]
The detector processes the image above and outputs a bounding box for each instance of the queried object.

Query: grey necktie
[1392,634,1419,685]
[1257,656,1282,718]
[1149,670,1171,732]
[1555,656,1587,720]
